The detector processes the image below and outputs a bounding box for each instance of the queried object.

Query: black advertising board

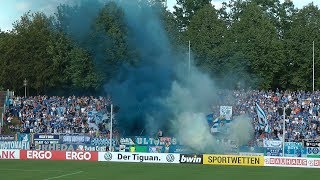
[303,140,320,147]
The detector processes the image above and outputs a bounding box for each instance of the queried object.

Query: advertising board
[33,134,60,145]
[303,140,320,147]
[238,152,264,156]
[203,154,264,166]
[307,147,320,155]
[284,142,305,157]
[17,133,30,142]
[264,156,320,168]
[20,150,98,161]
[115,145,129,152]
[169,145,192,154]
[307,155,320,158]
[135,137,178,146]
[0,150,20,159]
[263,140,282,148]
[61,135,91,144]
[0,135,16,141]
[119,137,135,145]
[98,152,180,163]
[265,147,282,156]
[239,146,264,153]
[90,138,116,146]
[135,146,148,152]
[36,144,106,152]
[179,154,203,164]
[148,146,163,153]
[0,141,30,150]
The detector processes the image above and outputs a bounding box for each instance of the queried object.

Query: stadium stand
[2,95,119,138]
[210,90,320,143]
[2,90,320,143]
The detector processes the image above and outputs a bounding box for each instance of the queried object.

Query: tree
[66,47,101,92]
[0,11,101,95]
[230,2,284,89]
[6,12,55,94]
[89,2,136,82]
[153,2,184,53]
[173,0,211,31]
[186,4,228,77]
[284,4,320,90]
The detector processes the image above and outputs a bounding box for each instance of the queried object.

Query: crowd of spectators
[3,95,118,137]
[2,90,320,143]
[212,90,320,143]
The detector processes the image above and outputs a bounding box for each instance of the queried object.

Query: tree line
[1,0,320,95]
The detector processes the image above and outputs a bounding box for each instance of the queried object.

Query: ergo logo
[66,152,91,160]
[27,151,52,159]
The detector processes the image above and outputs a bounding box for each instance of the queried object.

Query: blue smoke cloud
[105,1,176,135]
[52,1,254,149]
[7,0,256,153]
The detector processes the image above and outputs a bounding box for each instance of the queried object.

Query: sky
[0,0,320,31]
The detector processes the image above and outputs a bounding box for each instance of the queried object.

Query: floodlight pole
[282,107,285,157]
[189,41,191,74]
[313,41,315,92]
[23,79,27,97]
[110,104,113,152]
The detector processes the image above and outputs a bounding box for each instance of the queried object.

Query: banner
[264,156,320,168]
[169,145,192,154]
[307,147,320,155]
[119,137,135,145]
[135,146,148,152]
[239,146,264,153]
[307,155,320,158]
[98,152,180,163]
[0,150,20,159]
[0,135,15,141]
[20,150,98,161]
[0,141,30,150]
[303,140,320,147]
[36,144,106,152]
[90,138,115,146]
[284,142,305,157]
[61,135,91,144]
[78,145,107,152]
[115,145,129,152]
[239,152,264,156]
[148,146,163,153]
[220,106,232,119]
[203,154,264,166]
[135,137,178,146]
[17,133,30,142]
[265,147,282,156]
[263,140,282,148]
[33,134,60,145]
[180,154,203,164]
[37,144,79,151]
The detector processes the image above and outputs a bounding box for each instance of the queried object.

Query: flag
[256,103,270,133]
[207,114,214,126]
[210,117,232,134]
[220,106,232,120]
[256,103,267,127]
[210,118,220,133]
[264,123,271,133]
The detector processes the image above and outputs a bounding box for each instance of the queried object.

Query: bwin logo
[180,155,202,163]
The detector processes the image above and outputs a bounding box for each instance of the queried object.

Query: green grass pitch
[0,160,319,180]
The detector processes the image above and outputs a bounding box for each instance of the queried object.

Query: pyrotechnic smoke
[51,0,254,152]
[228,114,255,146]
